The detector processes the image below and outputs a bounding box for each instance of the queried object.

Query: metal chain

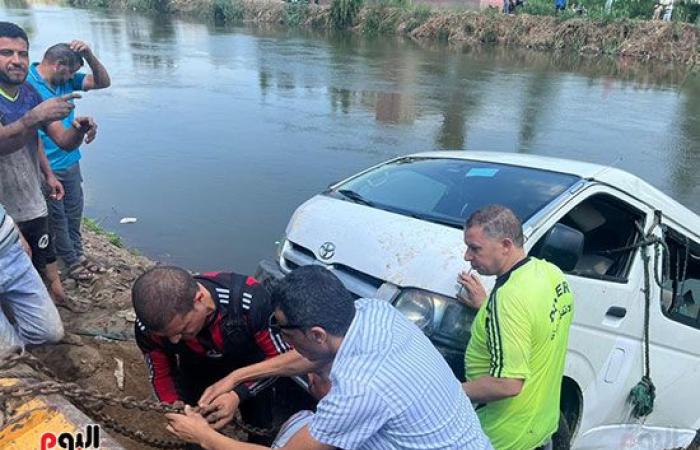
[0,348,275,448]
[86,407,187,449]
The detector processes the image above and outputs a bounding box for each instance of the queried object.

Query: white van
[257,152,699,449]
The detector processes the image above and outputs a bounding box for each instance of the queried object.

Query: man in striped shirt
[0,203,63,349]
[166,265,492,450]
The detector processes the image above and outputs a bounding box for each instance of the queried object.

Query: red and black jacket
[135,271,290,404]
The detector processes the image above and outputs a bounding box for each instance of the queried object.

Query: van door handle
[606,306,627,318]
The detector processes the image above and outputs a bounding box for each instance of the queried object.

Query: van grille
[282,241,384,299]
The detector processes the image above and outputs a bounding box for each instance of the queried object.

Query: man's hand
[457,270,487,309]
[46,175,64,201]
[200,391,240,430]
[69,40,93,58]
[165,405,214,445]
[26,93,81,126]
[72,116,97,144]
[198,373,240,407]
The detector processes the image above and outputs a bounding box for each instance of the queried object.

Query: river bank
[66,0,700,65]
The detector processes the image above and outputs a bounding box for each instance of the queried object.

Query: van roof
[410,151,700,238]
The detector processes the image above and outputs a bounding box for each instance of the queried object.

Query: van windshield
[328,157,580,228]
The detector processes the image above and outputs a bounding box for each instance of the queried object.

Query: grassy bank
[67,0,699,64]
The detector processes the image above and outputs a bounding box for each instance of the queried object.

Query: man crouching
[132,266,292,445]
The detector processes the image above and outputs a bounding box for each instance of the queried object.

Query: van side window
[661,229,700,329]
[531,194,645,282]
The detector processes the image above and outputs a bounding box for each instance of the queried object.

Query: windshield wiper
[336,189,375,207]
[406,212,463,228]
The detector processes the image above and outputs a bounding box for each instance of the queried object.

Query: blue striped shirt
[309,299,492,450]
[0,204,19,256]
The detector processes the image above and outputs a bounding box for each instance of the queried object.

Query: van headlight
[394,288,474,349]
[394,290,435,334]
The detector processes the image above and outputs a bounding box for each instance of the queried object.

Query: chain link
[0,347,275,448]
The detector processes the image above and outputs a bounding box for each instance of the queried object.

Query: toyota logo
[319,242,336,260]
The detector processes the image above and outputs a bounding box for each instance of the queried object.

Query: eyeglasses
[268,313,303,334]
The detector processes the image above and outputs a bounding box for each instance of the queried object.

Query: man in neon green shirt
[459,205,574,450]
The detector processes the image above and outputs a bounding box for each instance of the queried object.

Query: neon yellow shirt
[465,257,574,450]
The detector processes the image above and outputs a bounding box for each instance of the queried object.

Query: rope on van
[601,211,694,418]
[628,221,656,419]
[628,211,674,418]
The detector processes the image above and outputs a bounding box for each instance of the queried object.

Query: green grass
[213,0,245,22]
[82,217,124,248]
[331,0,364,28]
[285,1,311,27]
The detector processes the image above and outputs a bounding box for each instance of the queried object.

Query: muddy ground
[15,228,700,449]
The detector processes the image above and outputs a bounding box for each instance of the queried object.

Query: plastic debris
[114,357,124,390]
[119,217,137,224]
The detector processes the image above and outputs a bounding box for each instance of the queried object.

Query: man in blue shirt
[166,266,492,450]
[28,41,110,282]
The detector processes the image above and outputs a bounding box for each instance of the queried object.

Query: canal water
[1,3,698,272]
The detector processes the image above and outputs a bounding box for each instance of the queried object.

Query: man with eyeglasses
[131,265,306,445]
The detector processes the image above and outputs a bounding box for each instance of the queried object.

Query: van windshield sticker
[466,168,499,177]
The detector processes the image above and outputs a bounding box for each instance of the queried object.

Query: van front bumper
[255,259,286,284]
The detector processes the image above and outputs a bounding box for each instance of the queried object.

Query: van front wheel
[552,412,571,450]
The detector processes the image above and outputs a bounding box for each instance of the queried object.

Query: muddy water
[1,4,698,272]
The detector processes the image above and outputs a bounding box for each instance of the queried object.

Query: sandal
[67,263,96,282]
[80,256,107,274]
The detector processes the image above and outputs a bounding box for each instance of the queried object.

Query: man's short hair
[43,43,83,68]
[132,266,197,332]
[271,265,355,336]
[465,204,524,248]
[0,22,28,45]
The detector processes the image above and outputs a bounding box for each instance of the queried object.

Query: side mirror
[537,223,584,272]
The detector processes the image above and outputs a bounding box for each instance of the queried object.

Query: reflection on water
[0,4,697,271]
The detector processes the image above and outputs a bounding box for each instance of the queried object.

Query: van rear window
[328,157,580,228]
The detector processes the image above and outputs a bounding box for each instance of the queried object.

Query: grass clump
[285,0,311,27]
[331,0,364,28]
[213,0,245,22]
[83,217,124,248]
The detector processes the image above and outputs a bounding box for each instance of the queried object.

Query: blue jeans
[48,163,84,267]
[0,240,64,349]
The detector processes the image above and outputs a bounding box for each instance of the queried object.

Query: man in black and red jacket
[132,265,290,444]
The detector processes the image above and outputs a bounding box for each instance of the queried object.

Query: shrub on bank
[331,0,364,28]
